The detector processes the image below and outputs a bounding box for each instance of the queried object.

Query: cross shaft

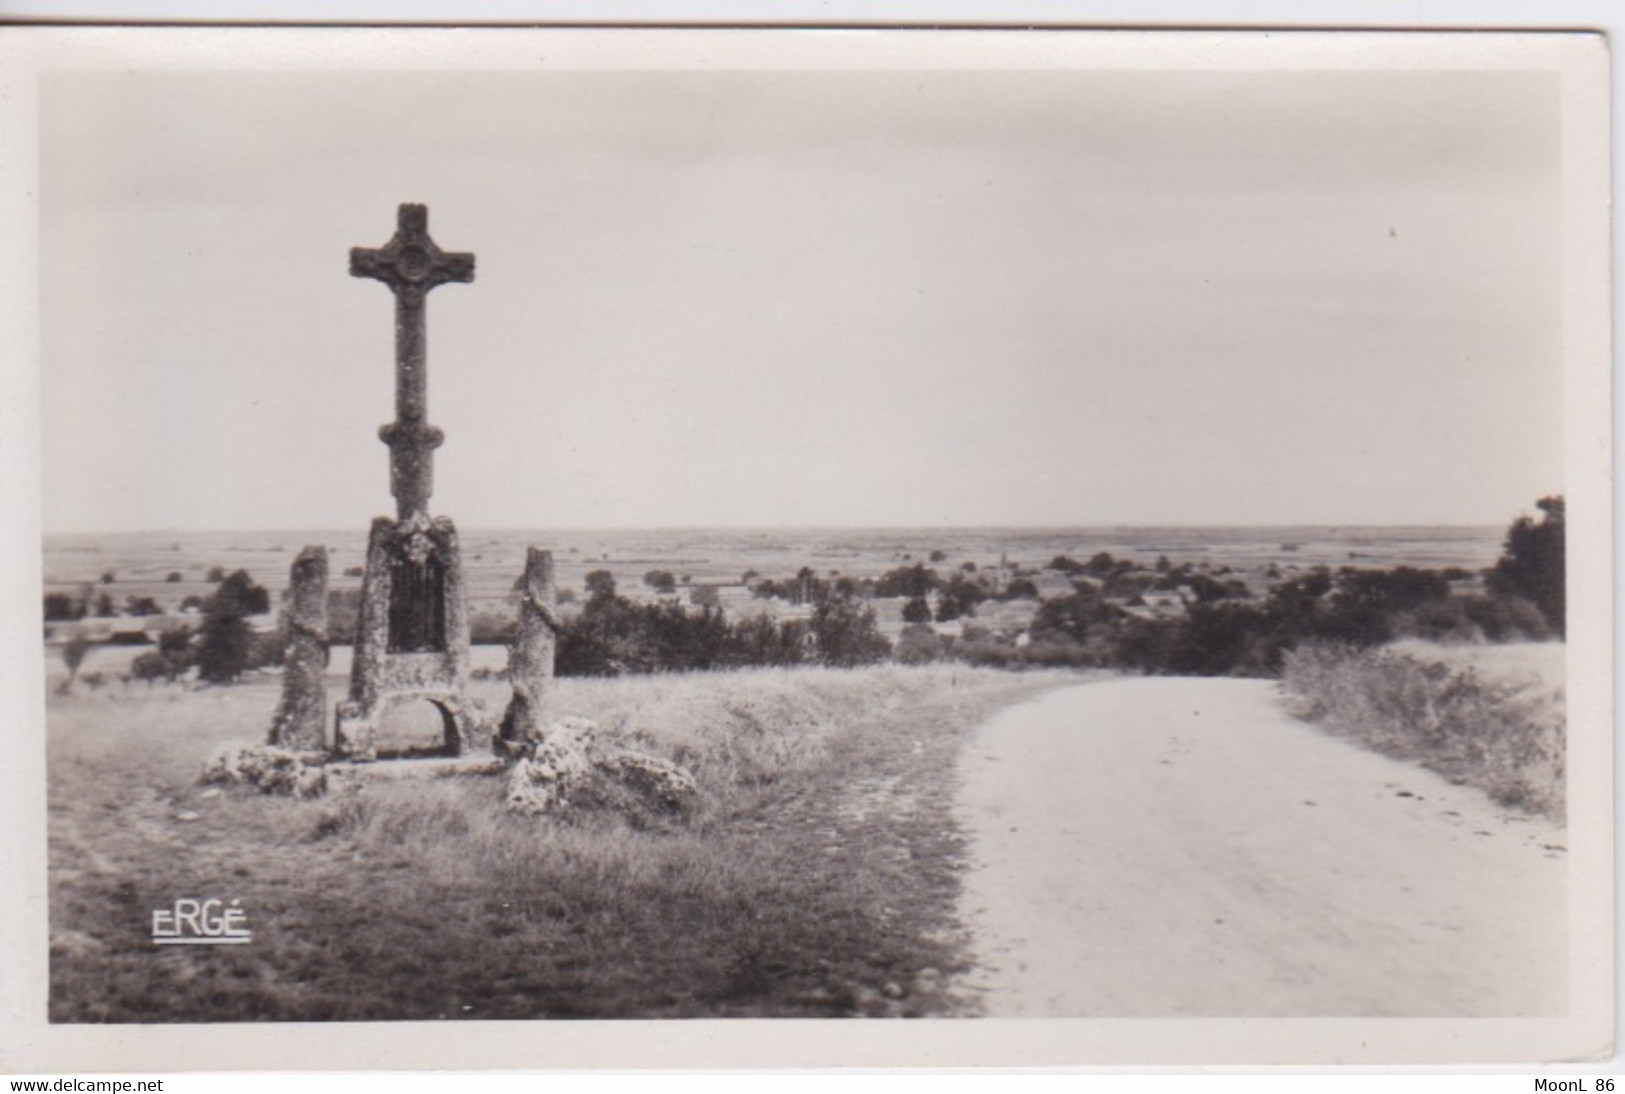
[350,204,475,520]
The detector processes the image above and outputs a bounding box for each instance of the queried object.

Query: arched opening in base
[374,698,461,759]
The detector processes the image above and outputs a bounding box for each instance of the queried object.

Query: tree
[875,563,938,600]
[726,614,808,668]
[1002,577,1040,600]
[935,574,986,622]
[810,593,890,667]
[792,566,825,605]
[158,625,195,672]
[1319,566,1451,646]
[196,570,268,684]
[1084,552,1119,575]
[1048,555,1086,575]
[643,570,677,595]
[43,593,84,622]
[1032,589,1116,645]
[1487,496,1565,635]
[901,596,932,624]
[584,570,618,604]
[58,634,93,695]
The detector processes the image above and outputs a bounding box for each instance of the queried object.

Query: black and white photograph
[0,22,1612,1071]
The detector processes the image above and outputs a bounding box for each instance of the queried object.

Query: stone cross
[350,203,475,521]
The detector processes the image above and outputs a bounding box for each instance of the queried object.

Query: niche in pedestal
[388,550,448,653]
[335,515,475,760]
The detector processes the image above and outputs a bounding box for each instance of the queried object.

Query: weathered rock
[591,748,699,817]
[504,717,598,815]
[502,717,697,826]
[498,548,561,754]
[202,741,327,799]
[269,545,329,750]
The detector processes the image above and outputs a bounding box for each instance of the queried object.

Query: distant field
[43,524,1506,630]
[43,643,511,694]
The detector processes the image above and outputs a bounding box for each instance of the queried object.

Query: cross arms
[350,203,475,305]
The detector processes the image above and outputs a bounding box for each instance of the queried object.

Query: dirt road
[955,677,1567,1017]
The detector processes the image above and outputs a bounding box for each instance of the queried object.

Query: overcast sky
[38,47,1567,532]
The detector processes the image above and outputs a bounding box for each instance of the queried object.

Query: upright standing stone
[270,546,329,751]
[499,548,562,752]
[334,204,479,760]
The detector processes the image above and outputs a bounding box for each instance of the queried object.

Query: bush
[326,588,360,644]
[1393,594,1552,644]
[1280,643,1564,818]
[893,623,944,665]
[469,607,518,646]
[131,650,186,685]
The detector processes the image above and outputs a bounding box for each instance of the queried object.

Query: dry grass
[1279,642,1565,820]
[47,663,1079,1022]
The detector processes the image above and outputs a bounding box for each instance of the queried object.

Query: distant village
[42,546,1491,653]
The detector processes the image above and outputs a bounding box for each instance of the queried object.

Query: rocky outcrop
[504,716,697,826]
[201,741,328,799]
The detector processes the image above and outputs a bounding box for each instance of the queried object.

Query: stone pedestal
[269,545,329,750]
[498,548,561,753]
[334,513,476,760]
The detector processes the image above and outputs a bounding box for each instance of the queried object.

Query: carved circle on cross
[398,245,430,281]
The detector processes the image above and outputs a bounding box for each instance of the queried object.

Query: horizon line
[42,520,1511,537]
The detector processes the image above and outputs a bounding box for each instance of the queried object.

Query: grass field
[48,663,1084,1022]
